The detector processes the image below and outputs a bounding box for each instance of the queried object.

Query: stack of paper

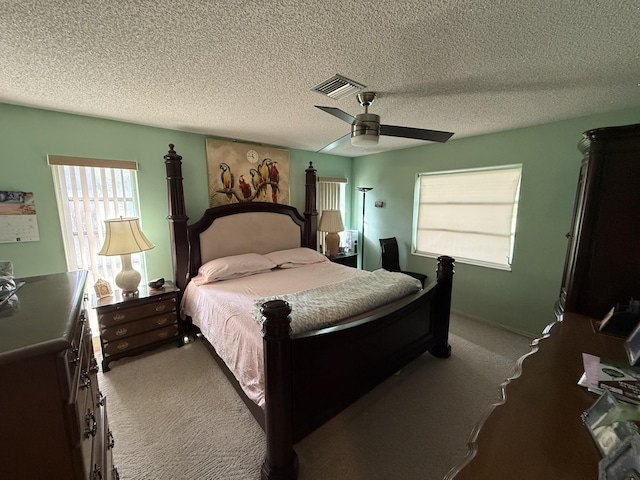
[579,353,640,404]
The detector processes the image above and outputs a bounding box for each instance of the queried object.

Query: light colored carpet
[98,313,534,479]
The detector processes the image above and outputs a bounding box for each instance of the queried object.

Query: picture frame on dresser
[625,322,640,366]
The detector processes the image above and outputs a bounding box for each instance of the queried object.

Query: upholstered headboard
[186,202,308,281]
[199,211,303,263]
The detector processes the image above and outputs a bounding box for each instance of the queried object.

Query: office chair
[379,237,428,287]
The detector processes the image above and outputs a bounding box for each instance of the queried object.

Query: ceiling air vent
[312,74,366,100]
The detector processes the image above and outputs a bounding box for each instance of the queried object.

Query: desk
[446,313,628,480]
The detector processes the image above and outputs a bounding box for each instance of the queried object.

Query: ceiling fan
[315,91,454,153]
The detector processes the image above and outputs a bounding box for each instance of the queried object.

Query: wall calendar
[0,191,40,243]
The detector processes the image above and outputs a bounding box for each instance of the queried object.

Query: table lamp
[98,217,154,296]
[318,210,344,257]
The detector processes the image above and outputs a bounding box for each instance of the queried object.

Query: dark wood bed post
[431,255,455,358]
[260,300,298,480]
[303,162,317,250]
[164,144,190,294]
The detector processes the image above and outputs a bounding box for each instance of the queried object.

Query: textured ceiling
[1,1,639,157]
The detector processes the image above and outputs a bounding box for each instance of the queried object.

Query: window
[48,155,147,332]
[317,176,347,252]
[413,165,522,270]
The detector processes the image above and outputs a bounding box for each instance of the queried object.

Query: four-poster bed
[163,144,455,480]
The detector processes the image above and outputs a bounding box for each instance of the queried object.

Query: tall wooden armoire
[557,123,640,319]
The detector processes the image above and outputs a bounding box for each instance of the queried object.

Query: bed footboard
[259,255,455,480]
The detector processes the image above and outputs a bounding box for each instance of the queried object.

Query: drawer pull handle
[158,331,169,338]
[85,411,97,437]
[156,317,168,326]
[108,429,115,449]
[113,313,126,321]
[80,371,91,390]
[155,304,167,312]
[116,342,129,351]
[115,327,128,336]
[92,465,102,480]
[90,357,100,374]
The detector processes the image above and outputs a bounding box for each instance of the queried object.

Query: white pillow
[191,253,276,285]
[264,247,329,268]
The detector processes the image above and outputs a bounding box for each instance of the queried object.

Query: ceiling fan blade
[380,124,454,143]
[317,132,351,153]
[315,106,356,125]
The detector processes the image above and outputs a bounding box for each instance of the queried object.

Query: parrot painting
[259,158,270,200]
[219,163,234,201]
[249,168,261,193]
[268,160,279,203]
[238,174,251,199]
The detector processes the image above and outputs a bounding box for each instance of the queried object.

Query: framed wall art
[205,138,290,207]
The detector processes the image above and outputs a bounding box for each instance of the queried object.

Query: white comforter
[180,262,421,407]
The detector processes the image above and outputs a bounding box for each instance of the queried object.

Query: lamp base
[325,232,340,257]
[115,253,141,296]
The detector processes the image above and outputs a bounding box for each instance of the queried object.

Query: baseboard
[451,309,537,339]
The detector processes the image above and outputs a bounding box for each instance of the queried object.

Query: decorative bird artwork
[238,174,251,199]
[268,160,279,203]
[219,163,234,202]
[205,139,290,207]
[259,158,270,201]
[249,168,261,193]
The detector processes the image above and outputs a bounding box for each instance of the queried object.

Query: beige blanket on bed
[253,269,421,334]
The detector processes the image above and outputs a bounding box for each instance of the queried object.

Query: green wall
[3,102,639,336]
[0,103,351,280]
[352,108,640,335]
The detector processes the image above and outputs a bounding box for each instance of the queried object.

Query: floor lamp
[356,187,373,269]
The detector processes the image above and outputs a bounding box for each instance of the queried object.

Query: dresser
[446,313,627,480]
[94,282,180,372]
[557,123,640,319]
[0,271,118,479]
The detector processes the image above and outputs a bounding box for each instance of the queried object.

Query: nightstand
[328,252,358,268]
[92,282,181,372]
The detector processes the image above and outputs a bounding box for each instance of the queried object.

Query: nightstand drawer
[100,312,178,342]
[98,298,176,327]
[102,324,179,357]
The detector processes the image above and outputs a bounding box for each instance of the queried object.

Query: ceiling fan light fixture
[351,113,380,147]
[351,133,379,147]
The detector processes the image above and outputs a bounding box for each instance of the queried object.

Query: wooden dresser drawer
[100,312,178,342]
[102,324,179,357]
[98,298,177,327]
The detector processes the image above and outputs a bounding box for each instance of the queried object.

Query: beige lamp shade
[98,217,154,296]
[318,210,344,257]
[98,217,154,255]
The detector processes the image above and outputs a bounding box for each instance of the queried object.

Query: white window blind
[48,155,146,286]
[414,165,522,270]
